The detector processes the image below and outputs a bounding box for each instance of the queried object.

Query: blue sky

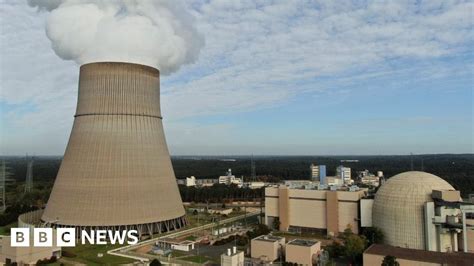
[0,0,473,155]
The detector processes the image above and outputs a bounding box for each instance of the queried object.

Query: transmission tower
[0,160,7,212]
[25,155,34,193]
[251,155,256,181]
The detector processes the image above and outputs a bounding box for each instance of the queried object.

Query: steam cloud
[28,0,204,75]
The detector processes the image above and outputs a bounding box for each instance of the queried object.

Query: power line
[0,160,7,212]
[25,155,34,194]
[251,155,256,181]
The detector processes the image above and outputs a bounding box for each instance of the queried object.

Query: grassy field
[61,243,137,265]
[180,255,215,264]
[170,250,189,257]
[185,209,247,228]
[0,222,17,235]
[272,231,334,247]
[273,230,326,239]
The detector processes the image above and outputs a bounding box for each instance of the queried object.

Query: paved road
[107,210,261,262]
[185,202,263,208]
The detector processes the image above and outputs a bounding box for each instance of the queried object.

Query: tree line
[178,184,264,203]
[1,154,473,197]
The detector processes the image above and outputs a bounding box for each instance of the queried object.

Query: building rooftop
[222,250,244,257]
[287,239,319,247]
[364,244,474,266]
[253,235,284,242]
[157,238,194,245]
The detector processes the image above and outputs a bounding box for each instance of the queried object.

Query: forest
[178,184,264,203]
[1,153,473,198]
[0,154,472,226]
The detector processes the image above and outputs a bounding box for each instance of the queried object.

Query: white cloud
[160,0,473,119]
[0,0,472,155]
[27,0,204,75]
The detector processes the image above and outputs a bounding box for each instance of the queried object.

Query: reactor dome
[372,171,455,250]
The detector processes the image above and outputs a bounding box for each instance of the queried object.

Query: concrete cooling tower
[42,62,186,236]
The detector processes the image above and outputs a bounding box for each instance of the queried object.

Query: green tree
[150,259,162,266]
[381,255,399,266]
[247,224,271,239]
[325,240,344,258]
[362,227,384,246]
[272,217,281,230]
[344,234,367,264]
[341,224,354,240]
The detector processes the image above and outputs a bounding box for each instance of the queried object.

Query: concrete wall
[363,253,440,266]
[221,251,244,266]
[360,199,373,227]
[0,236,61,265]
[286,242,320,266]
[265,187,365,235]
[326,191,339,236]
[466,218,474,252]
[265,197,278,217]
[251,238,285,262]
[288,199,326,229]
[338,201,359,234]
[278,187,290,231]
[431,190,461,202]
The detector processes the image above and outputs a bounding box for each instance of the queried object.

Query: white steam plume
[28,0,204,75]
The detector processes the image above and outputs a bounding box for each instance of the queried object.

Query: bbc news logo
[11,228,139,247]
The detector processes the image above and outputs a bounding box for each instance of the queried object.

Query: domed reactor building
[372,171,473,252]
[42,62,186,237]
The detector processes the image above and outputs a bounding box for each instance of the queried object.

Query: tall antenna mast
[0,160,7,212]
[25,155,34,193]
[251,154,256,181]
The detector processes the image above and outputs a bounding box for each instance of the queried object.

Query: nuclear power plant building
[42,62,186,236]
[266,171,474,254]
[371,171,474,252]
[265,185,367,235]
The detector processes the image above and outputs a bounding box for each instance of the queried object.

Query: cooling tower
[42,62,186,236]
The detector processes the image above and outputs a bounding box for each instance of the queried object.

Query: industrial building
[186,176,197,187]
[368,171,474,252]
[310,164,326,184]
[221,246,244,266]
[155,238,195,252]
[336,165,352,183]
[267,171,473,255]
[176,176,197,187]
[219,169,243,187]
[250,235,285,262]
[196,179,218,187]
[208,207,233,215]
[0,235,61,265]
[250,236,321,265]
[246,181,265,189]
[363,244,474,266]
[42,62,186,237]
[357,169,383,187]
[0,210,61,265]
[285,239,321,266]
[265,185,367,235]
